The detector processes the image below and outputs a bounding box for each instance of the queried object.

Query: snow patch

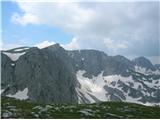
[144,102,160,106]
[11,63,15,66]
[3,52,26,61]
[76,87,95,103]
[135,66,146,74]
[1,89,5,94]
[76,70,160,106]
[152,69,160,75]
[7,88,29,100]
[35,41,55,49]
[135,65,160,75]
[76,70,109,103]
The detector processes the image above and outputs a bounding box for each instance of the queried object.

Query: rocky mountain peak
[1,45,160,105]
[133,56,155,70]
[44,43,65,52]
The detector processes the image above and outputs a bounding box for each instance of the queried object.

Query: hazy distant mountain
[1,44,160,106]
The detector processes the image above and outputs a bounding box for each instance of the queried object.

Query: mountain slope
[1,44,160,105]
[1,44,78,104]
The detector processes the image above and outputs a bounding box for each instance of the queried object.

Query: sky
[1,0,160,64]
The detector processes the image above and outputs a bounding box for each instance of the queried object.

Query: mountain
[1,44,160,106]
[133,56,156,71]
[1,44,78,104]
[155,64,160,70]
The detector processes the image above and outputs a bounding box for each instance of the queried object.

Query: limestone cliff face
[1,44,160,105]
[1,44,78,104]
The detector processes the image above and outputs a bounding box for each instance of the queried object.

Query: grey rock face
[68,50,134,78]
[133,57,156,70]
[1,53,14,91]
[104,86,126,101]
[68,50,108,78]
[1,44,160,105]
[1,44,78,104]
[103,55,134,77]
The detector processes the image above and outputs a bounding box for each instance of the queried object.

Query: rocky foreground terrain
[1,97,160,119]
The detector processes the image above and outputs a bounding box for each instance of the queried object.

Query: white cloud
[62,37,79,50]
[12,1,159,57]
[34,40,55,49]
[11,12,39,25]
[12,1,95,31]
[103,38,128,54]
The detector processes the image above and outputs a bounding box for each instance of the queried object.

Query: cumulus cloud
[13,1,95,31]
[12,1,159,58]
[62,37,80,50]
[11,12,39,25]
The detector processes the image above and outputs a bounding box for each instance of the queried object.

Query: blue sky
[1,1,159,64]
[2,1,72,48]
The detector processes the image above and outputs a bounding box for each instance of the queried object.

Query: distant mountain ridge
[1,44,160,105]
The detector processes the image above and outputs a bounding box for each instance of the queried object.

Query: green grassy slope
[1,97,160,119]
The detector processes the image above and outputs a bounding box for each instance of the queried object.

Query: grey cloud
[14,1,159,58]
[76,2,159,57]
